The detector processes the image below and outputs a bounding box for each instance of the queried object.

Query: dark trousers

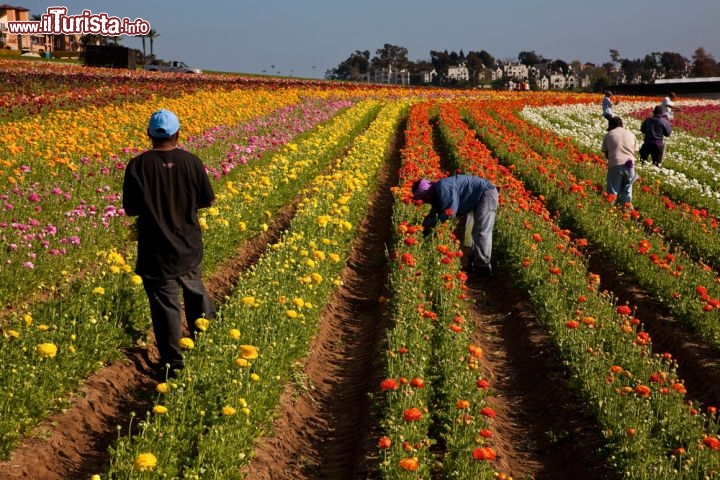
[640,141,665,166]
[142,265,215,370]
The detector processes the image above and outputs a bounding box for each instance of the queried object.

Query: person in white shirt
[661,92,681,121]
[601,116,638,208]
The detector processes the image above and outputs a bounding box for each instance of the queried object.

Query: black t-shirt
[122,148,215,279]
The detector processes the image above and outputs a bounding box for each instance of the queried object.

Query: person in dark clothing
[123,109,216,377]
[412,174,498,276]
[639,105,672,167]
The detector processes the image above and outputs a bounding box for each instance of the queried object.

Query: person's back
[433,174,493,218]
[602,125,637,168]
[124,148,214,279]
[641,111,672,142]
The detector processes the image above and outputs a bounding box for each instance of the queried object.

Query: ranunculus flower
[222,406,237,416]
[37,342,58,358]
[179,337,194,349]
[472,447,496,461]
[380,378,398,391]
[194,318,210,332]
[240,344,258,359]
[133,453,157,471]
[152,405,168,415]
[402,407,423,422]
[398,457,419,471]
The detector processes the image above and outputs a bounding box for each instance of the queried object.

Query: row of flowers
[99,100,409,478]
[437,100,720,478]
[464,100,720,350]
[374,101,499,479]
[0,99,380,459]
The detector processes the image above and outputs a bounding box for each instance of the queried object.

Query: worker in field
[122,108,216,378]
[412,174,498,276]
[601,116,638,208]
[639,105,672,167]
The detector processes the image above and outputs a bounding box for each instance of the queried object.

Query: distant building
[1,4,81,55]
[446,63,469,82]
[503,62,529,80]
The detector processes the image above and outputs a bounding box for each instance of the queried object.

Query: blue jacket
[422,174,494,230]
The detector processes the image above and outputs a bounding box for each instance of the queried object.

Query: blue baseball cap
[148,109,180,138]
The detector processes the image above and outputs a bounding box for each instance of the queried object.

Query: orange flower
[455,399,470,410]
[403,407,423,422]
[634,385,651,397]
[398,457,419,471]
[480,406,496,418]
[410,377,425,389]
[467,344,483,358]
[472,446,496,461]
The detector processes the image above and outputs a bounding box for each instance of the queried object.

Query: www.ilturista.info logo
[7,6,151,36]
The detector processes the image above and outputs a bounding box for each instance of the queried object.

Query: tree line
[326,44,720,90]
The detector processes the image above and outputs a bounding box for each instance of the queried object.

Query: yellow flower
[238,221,247,232]
[37,324,49,331]
[310,272,323,284]
[312,250,326,261]
[6,329,19,339]
[240,344,258,359]
[194,318,210,332]
[156,383,169,393]
[152,405,168,415]
[91,475,101,480]
[199,217,208,231]
[250,373,260,381]
[285,309,298,319]
[229,328,241,340]
[241,296,257,306]
[109,265,121,274]
[37,342,58,358]
[222,406,236,416]
[133,453,157,471]
[235,358,250,367]
[130,275,143,286]
[179,337,194,349]
[23,313,32,326]
[241,407,251,416]
[92,287,105,296]
[316,215,331,228]
[292,298,305,308]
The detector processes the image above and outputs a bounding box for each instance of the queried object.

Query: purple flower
[69,236,81,245]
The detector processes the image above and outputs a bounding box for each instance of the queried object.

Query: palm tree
[147,29,159,59]
[141,34,147,57]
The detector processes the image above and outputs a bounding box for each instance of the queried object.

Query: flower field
[1,59,720,479]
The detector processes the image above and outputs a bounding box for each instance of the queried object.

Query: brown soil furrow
[466,272,618,480]
[243,125,401,480]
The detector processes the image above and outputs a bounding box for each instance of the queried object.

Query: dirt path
[465,270,618,480]
[242,122,402,480]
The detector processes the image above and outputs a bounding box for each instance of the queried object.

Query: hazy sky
[15,0,720,78]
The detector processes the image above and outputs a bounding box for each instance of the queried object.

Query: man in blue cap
[123,108,216,377]
[412,174,498,276]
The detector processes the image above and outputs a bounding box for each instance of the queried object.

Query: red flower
[703,436,720,450]
[404,237,418,246]
[380,378,398,391]
[472,447,496,461]
[479,429,493,438]
[616,305,632,316]
[378,436,391,449]
[476,378,490,389]
[480,406,496,418]
[565,320,580,329]
[696,285,708,296]
[403,407,423,422]
[410,377,425,389]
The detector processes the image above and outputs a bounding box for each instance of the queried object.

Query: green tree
[371,43,409,70]
[691,47,720,77]
[326,50,370,81]
[659,51,688,78]
[518,50,543,66]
